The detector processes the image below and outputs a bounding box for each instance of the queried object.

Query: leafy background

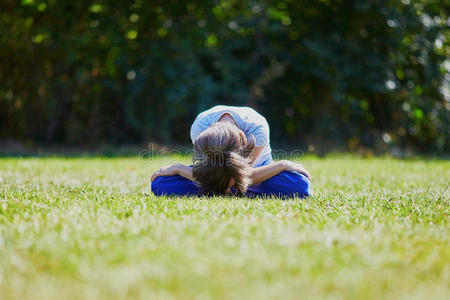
[0,0,449,154]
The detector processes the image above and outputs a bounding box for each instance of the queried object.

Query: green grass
[0,156,449,300]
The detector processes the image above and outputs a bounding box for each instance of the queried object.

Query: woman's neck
[218,113,238,127]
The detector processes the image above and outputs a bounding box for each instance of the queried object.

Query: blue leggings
[151,162,311,199]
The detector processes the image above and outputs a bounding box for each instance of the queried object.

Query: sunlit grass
[0,156,449,299]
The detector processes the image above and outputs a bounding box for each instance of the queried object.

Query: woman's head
[193,122,255,195]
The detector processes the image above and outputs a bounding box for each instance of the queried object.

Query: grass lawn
[0,156,448,299]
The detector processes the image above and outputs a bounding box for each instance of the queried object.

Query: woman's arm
[251,160,310,184]
[151,164,195,182]
[151,160,310,186]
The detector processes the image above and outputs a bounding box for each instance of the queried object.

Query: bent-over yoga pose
[151,105,311,198]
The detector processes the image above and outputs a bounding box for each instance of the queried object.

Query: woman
[151,105,311,198]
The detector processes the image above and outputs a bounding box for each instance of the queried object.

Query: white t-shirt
[190,105,272,167]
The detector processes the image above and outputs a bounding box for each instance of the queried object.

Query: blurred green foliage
[0,0,449,153]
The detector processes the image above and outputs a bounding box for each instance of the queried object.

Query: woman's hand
[279,160,311,180]
[151,164,181,182]
[151,164,195,182]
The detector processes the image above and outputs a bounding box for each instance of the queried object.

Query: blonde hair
[193,122,255,195]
